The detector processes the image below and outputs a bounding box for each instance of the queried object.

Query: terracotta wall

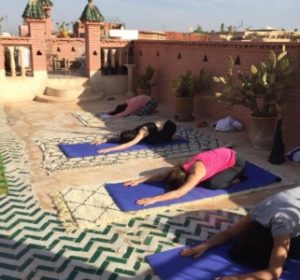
[27,19,47,72]
[133,40,300,149]
[139,31,166,40]
[165,32,210,41]
[48,38,85,65]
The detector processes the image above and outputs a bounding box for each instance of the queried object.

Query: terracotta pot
[174,97,194,122]
[249,116,276,150]
[136,88,151,96]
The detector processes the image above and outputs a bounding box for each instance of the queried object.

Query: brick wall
[165,32,210,41]
[45,17,53,38]
[27,19,47,72]
[133,40,300,149]
[48,38,85,69]
[84,22,101,75]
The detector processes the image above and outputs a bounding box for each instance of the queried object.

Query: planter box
[249,116,276,150]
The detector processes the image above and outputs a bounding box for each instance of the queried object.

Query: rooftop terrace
[0,95,298,279]
[0,1,299,278]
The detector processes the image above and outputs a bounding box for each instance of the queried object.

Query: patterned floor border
[50,175,291,233]
[3,104,295,279]
[36,129,223,174]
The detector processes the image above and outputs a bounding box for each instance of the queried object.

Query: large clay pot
[249,116,276,150]
[174,97,194,121]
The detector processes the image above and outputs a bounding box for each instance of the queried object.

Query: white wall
[109,29,139,40]
[0,71,47,102]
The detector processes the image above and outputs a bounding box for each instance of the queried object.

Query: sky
[0,0,299,35]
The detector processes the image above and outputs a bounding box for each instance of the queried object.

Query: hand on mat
[180,243,208,258]
[136,197,157,206]
[123,177,147,187]
[97,148,112,154]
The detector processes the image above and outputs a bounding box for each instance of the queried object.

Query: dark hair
[229,221,273,269]
[110,103,128,116]
[119,129,139,143]
[166,167,188,190]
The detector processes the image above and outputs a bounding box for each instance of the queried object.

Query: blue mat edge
[146,243,299,280]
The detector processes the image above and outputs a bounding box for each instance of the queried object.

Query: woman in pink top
[124,147,245,206]
[181,147,236,183]
[104,95,151,119]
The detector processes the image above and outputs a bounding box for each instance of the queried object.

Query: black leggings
[159,120,177,142]
[203,155,246,189]
[229,221,300,269]
[145,120,177,144]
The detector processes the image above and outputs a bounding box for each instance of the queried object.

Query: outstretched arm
[214,234,290,280]
[123,169,174,187]
[97,129,145,154]
[136,161,206,206]
[181,215,252,258]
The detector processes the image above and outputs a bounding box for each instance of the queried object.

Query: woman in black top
[93,120,177,154]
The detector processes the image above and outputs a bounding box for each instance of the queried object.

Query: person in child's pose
[181,186,300,280]
[93,120,177,154]
[124,147,246,206]
[102,95,154,119]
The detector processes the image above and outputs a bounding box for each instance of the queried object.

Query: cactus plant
[212,45,293,118]
[172,68,210,98]
[172,68,210,121]
[56,21,71,38]
[172,70,196,97]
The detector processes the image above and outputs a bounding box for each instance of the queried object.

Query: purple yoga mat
[105,161,281,211]
[147,242,299,280]
[59,137,188,158]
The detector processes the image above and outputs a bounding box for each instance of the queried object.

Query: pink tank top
[112,95,150,118]
[182,148,236,183]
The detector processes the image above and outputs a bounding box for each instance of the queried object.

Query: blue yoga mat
[105,162,281,211]
[59,138,188,158]
[147,242,300,280]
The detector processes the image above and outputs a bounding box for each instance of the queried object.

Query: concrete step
[44,85,90,99]
[34,92,104,104]
[46,76,89,88]
[34,95,72,103]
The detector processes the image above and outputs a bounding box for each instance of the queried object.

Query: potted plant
[212,45,293,149]
[56,21,70,38]
[136,65,155,95]
[172,68,209,121]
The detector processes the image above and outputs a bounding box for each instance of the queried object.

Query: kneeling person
[124,147,246,206]
[94,120,177,154]
[181,186,300,279]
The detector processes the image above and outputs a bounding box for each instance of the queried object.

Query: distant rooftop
[248,26,280,31]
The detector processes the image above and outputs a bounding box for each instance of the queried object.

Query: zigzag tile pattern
[0,105,241,279]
